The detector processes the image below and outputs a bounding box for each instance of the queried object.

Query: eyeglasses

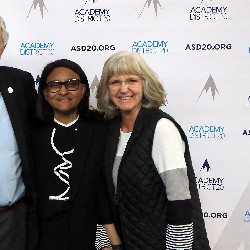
[46,79,81,93]
[108,77,143,90]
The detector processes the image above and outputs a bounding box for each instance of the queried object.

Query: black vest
[106,108,210,250]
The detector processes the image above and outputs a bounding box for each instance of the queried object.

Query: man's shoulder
[0,65,31,77]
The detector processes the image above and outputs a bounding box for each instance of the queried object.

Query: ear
[43,89,48,101]
[81,84,86,98]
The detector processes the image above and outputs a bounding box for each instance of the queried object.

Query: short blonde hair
[0,16,9,45]
[96,51,166,118]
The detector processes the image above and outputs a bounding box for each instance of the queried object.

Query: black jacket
[105,108,210,250]
[32,113,112,250]
[0,66,37,250]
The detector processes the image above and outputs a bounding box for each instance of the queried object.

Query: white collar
[54,115,79,127]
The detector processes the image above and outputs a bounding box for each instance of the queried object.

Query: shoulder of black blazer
[0,65,36,109]
[0,66,36,184]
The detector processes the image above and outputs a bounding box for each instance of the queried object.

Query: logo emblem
[139,0,163,18]
[89,75,100,110]
[27,0,48,18]
[196,74,219,103]
[190,0,228,21]
[196,159,224,191]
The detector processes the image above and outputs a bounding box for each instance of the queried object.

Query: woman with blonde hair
[96,51,210,250]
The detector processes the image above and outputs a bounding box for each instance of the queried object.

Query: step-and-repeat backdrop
[1,0,249,249]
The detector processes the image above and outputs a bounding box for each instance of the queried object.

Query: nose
[58,84,68,95]
[119,81,129,92]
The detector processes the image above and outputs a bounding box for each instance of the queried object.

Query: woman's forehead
[110,73,139,79]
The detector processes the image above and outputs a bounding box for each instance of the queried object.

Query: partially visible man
[0,16,37,250]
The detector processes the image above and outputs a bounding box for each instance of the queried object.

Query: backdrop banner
[1,1,249,249]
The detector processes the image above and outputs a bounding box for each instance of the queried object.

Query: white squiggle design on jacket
[49,128,74,201]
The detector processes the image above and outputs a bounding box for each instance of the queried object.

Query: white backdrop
[1,1,249,249]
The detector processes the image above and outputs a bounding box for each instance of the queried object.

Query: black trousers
[0,200,27,250]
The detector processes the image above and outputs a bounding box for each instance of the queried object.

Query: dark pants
[0,200,27,250]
